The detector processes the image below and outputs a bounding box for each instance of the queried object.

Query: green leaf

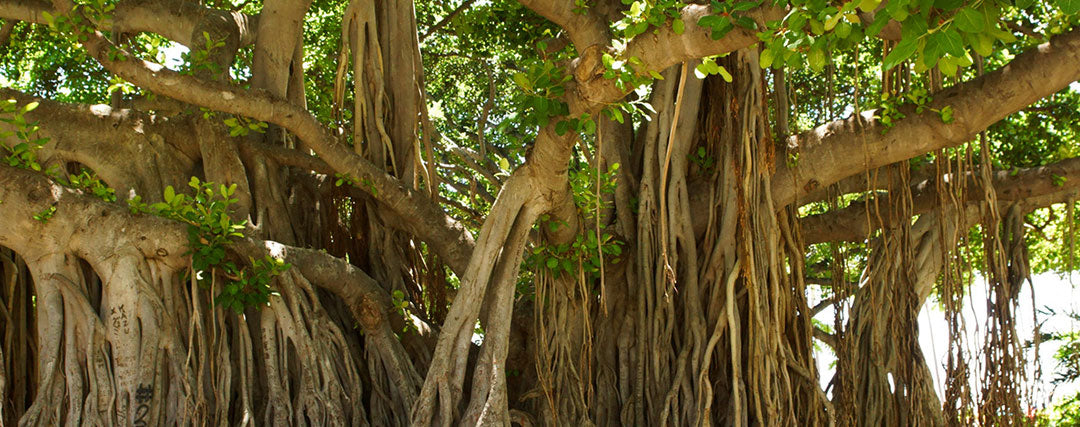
[711,19,733,40]
[867,9,893,36]
[882,39,918,70]
[561,259,574,273]
[788,12,807,30]
[1061,0,1080,14]
[22,102,39,113]
[808,47,826,73]
[835,21,853,38]
[672,18,685,34]
[582,118,596,135]
[986,24,1017,43]
[555,120,570,136]
[697,15,724,29]
[972,32,995,56]
[546,257,559,269]
[935,0,963,10]
[164,186,175,203]
[732,1,758,12]
[734,16,756,30]
[497,156,510,171]
[858,0,883,12]
[938,28,966,57]
[610,108,625,124]
[824,13,843,31]
[649,70,665,80]
[939,105,955,123]
[954,7,986,33]
[694,63,709,79]
[901,16,928,40]
[716,65,733,82]
[512,72,530,90]
[939,55,959,76]
[759,48,775,69]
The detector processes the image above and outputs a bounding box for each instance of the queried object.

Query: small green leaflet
[512,72,530,90]
[759,48,775,69]
[938,56,959,76]
[882,39,918,70]
[858,0,882,12]
[1060,0,1080,14]
[938,29,966,57]
[717,66,733,82]
[824,13,843,31]
[939,105,954,124]
[694,59,733,82]
[808,47,826,73]
[673,18,685,34]
[954,7,986,33]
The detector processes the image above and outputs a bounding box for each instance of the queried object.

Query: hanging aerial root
[413,176,533,425]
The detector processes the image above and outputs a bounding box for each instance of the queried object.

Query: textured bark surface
[0,0,1075,425]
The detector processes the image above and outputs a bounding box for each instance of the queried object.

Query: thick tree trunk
[0,1,1076,425]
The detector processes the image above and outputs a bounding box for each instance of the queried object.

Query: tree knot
[572,45,607,84]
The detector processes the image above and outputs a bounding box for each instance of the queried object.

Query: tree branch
[801,157,1080,244]
[0,87,474,281]
[773,27,1080,207]
[35,20,478,275]
[420,0,475,42]
[0,0,257,49]
[516,0,609,53]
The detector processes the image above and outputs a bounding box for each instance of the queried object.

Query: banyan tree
[0,0,1078,424]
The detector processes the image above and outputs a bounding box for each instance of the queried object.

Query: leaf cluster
[129,177,289,313]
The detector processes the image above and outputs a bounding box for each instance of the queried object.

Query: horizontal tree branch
[0,0,257,49]
[801,157,1080,244]
[0,88,476,290]
[773,27,1080,208]
[29,18,479,275]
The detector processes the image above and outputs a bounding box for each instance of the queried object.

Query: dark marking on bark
[156,248,168,257]
[111,304,130,334]
[133,383,153,426]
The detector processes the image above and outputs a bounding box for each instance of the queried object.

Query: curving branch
[11,13,479,275]
[773,27,1080,208]
[0,87,473,280]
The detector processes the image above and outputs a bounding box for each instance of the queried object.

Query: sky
[814,271,1080,412]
